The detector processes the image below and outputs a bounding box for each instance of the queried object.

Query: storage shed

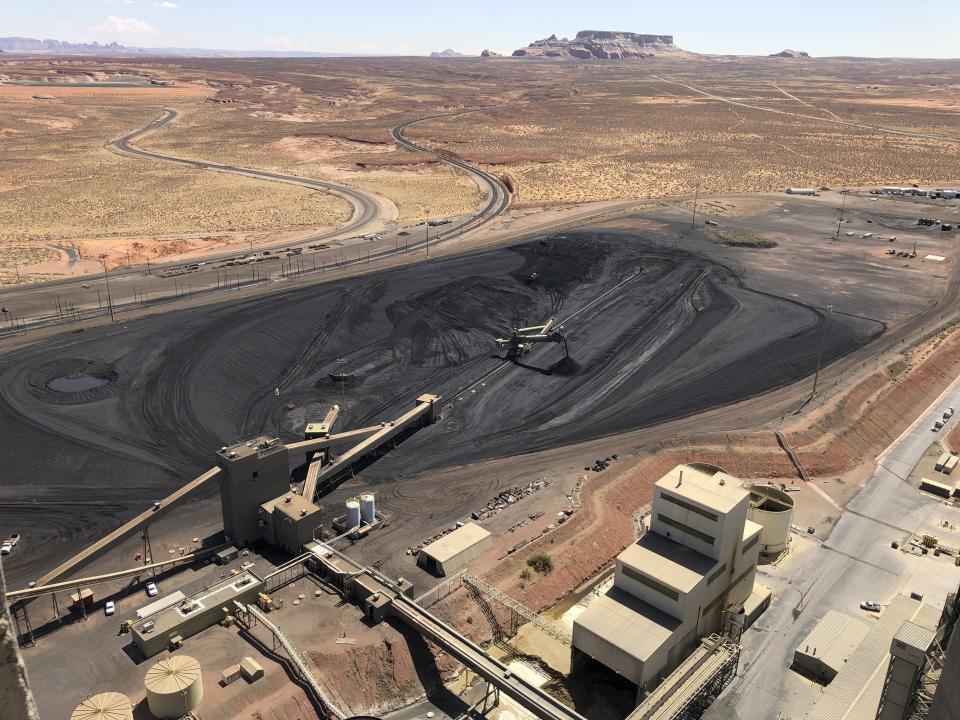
[417,522,493,576]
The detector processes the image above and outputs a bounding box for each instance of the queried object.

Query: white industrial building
[417,522,493,577]
[572,464,764,692]
[792,609,871,682]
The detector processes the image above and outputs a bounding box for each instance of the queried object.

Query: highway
[391,112,511,239]
[0,108,511,337]
[109,108,384,244]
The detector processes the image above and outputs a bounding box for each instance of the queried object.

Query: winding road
[109,107,385,242]
[391,112,511,239]
[0,106,512,335]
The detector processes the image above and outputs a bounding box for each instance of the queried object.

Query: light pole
[690,181,700,230]
[834,194,846,241]
[98,254,115,323]
[811,304,833,398]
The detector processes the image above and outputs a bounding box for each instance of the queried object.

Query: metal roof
[805,595,941,720]
[420,522,492,564]
[144,655,202,693]
[893,621,936,653]
[655,465,748,515]
[795,610,871,676]
[574,585,680,663]
[619,531,717,594]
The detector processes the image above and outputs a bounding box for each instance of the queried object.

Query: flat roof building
[132,571,264,658]
[793,610,871,682]
[417,522,493,577]
[259,492,322,554]
[573,464,764,692]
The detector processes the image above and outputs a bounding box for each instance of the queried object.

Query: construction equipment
[495,317,568,361]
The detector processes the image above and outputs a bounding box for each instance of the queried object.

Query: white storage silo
[746,484,795,554]
[360,493,376,524]
[145,655,203,719]
[346,499,361,529]
[70,692,133,720]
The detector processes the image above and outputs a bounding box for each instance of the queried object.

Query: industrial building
[259,493,322,554]
[132,570,264,658]
[792,610,871,682]
[805,593,941,720]
[875,580,960,720]
[572,464,763,692]
[417,522,493,576]
[217,436,295,548]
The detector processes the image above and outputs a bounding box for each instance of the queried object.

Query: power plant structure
[69,692,133,720]
[572,464,766,699]
[144,655,203,719]
[496,317,568,360]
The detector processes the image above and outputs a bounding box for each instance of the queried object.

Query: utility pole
[426,224,430,259]
[834,193,846,241]
[690,181,700,230]
[98,254,115,323]
[811,304,834,398]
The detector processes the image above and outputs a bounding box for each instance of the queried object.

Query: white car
[860,600,881,612]
[104,601,116,616]
[0,543,11,556]
[145,582,158,597]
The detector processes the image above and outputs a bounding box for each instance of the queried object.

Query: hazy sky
[3,0,959,58]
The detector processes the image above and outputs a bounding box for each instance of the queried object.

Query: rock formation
[512,30,678,59]
[430,48,463,58]
[480,49,503,58]
[770,49,810,58]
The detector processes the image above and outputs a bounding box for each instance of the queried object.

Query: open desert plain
[2,21,960,720]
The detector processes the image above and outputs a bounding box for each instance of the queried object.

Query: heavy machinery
[495,317,568,361]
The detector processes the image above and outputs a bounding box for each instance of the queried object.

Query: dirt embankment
[436,323,960,639]
[305,623,458,715]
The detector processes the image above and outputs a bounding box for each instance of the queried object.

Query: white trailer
[786,188,817,196]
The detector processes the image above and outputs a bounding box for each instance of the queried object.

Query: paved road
[110,107,385,242]
[0,108,511,337]
[391,112,511,239]
[706,374,960,720]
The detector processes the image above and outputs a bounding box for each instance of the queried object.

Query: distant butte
[770,49,811,58]
[510,30,682,59]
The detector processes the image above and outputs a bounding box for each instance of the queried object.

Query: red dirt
[434,324,960,635]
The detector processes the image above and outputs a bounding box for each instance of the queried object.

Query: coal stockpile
[0,231,880,582]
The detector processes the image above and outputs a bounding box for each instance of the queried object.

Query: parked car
[945,407,956,419]
[0,542,11,556]
[933,420,944,432]
[145,582,158,597]
[860,600,881,612]
[104,601,116,616]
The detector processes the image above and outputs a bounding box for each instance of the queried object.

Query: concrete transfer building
[572,464,763,691]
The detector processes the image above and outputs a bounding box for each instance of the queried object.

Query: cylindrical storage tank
[746,484,795,554]
[70,692,133,720]
[145,655,203,719]
[360,493,376,524]
[346,499,361,529]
